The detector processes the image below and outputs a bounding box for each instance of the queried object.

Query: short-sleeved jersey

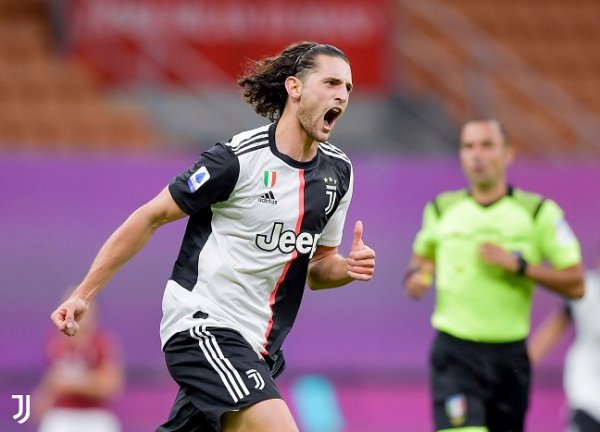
[160,123,353,365]
[412,186,581,342]
[564,270,600,420]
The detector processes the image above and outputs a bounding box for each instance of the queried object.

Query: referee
[404,118,584,432]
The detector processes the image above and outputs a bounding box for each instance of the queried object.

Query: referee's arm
[479,242,585,299]
[519,262,584,299]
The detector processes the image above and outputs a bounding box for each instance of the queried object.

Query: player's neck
[470,182,509,205]
[275,114,318,162]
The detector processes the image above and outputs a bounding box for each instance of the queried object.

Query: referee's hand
[404,270,433,299]
[51,296,89,337]
[404,257,434,300]
[347,220,376,281]
[478,242,517,272]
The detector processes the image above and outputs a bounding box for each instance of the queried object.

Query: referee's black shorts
[156,326,283,432]
[430,331,531,432]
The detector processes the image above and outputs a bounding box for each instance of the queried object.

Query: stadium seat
[398,0,600,154]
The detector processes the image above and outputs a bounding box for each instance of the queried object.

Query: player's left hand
[347,220,376,281]
[478,242,518,272]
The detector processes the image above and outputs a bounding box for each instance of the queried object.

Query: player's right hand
[50,296,89,337]
[347,220,376,282]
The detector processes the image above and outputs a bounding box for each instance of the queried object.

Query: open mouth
[323,107,342,129]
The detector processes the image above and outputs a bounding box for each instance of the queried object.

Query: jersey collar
[468,185,514,207]
[268,123,319,169]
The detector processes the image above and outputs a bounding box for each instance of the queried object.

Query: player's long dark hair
[238,41,349,122]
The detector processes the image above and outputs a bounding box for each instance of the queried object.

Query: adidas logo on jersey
[258,191,277,205]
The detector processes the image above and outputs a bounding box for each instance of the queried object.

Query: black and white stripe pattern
[320,142,351,164]
[163,122,353,361]
[190,326,250,403]
[228,130,269,156]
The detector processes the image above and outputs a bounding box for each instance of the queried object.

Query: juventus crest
[323,176,338,216]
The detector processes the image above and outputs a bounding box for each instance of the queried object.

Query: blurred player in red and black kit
[35,304,124,432]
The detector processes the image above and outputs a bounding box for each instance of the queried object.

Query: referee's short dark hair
[465,117,510,146]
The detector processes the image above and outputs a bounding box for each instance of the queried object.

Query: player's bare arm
[51,187,187,336]
[527,307,571,366]
[307,220,375,290]
[404,255,435,299]
[479,242,584,298]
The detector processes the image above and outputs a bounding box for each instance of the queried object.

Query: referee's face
[459,121,513,189]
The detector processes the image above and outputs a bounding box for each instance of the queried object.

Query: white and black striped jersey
[160,123,353,367]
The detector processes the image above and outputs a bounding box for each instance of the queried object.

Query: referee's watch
[516,256,528,276]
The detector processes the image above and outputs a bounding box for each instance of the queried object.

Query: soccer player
[404,118,584,432]
[529,250,600,432]
[50,42,376,432]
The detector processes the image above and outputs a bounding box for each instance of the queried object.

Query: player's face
[297,55,352,143]
[459,121,513,189]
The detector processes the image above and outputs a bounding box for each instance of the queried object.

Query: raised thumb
[351,220,364,249]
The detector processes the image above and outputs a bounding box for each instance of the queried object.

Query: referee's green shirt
[413,187,581,342]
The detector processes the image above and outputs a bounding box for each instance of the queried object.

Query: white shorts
[38,407,121,432]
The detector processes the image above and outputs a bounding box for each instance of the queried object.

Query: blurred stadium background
[1,0,599,431]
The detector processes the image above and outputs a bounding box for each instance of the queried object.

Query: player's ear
[285,76,302,100]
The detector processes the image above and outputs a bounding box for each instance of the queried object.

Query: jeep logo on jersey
[255,222,321,257]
